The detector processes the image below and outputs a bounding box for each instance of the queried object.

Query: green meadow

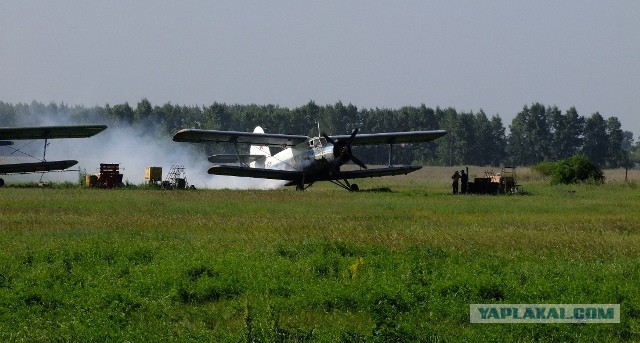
[1,168,639,342]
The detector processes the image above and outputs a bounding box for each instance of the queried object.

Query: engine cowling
[313,144,336,162]
[321,129,367,174]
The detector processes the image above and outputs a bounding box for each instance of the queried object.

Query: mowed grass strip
[1,180,639,341]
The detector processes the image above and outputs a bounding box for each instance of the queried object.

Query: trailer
[467,166,520,195]
[86,163,124,188]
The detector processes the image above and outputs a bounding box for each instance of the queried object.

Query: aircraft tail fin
[250,126,270,168]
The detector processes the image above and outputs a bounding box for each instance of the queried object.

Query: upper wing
[207,165,421,182]
[0,160,78,174]
[173,129,308,147]
[0,125,107,140]
[329,130,447,145]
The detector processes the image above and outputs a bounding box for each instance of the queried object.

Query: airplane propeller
[322,128,367,174]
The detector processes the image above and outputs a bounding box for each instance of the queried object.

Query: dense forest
[1,100,637,168]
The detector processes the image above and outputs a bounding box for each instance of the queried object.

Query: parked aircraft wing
[0,125,107,140]
[174,129,308,147]
[329,130,447,145]
[0,160,78,174]
[208,154,266,164]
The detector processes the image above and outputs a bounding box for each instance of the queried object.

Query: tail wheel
[350,183,359,192]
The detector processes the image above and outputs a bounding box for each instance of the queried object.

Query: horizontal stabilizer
[0,160,78,174]
[208,154,266,164]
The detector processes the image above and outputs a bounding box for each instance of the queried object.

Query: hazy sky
[2,1,639,136]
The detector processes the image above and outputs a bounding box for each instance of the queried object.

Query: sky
[2,1,639,136]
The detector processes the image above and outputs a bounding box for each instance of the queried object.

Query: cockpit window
[310,137,326,148]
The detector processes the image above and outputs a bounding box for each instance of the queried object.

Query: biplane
[0,125,107,185]
[173,126,446,191]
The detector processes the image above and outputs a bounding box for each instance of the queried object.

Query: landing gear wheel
[0,178,4,187]
[296,184,305,191]
[350,183,359,192]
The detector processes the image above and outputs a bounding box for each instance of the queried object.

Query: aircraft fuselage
[262,138,337,174]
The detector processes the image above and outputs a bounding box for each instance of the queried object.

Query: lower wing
[316,166,421,181]
[0,160,78,174]
[208,154,266,164]
[208,165,421,183]
[208,165,300,181]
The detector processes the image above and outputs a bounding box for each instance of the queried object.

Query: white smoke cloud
[2,116,286,189]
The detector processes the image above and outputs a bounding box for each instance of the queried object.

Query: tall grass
[1,177,639,341]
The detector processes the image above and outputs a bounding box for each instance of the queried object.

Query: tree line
[0,100,636,168]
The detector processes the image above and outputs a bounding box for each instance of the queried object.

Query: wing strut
[38,138,48,182]
[43,138,49,162]
[233,141,245,167]
[224,135,246,167]
[3,137,52,163]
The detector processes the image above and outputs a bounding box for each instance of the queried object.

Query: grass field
[1,167,639,341]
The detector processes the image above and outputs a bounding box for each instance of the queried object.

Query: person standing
[460,169,468,194]
[451,171,460,194]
